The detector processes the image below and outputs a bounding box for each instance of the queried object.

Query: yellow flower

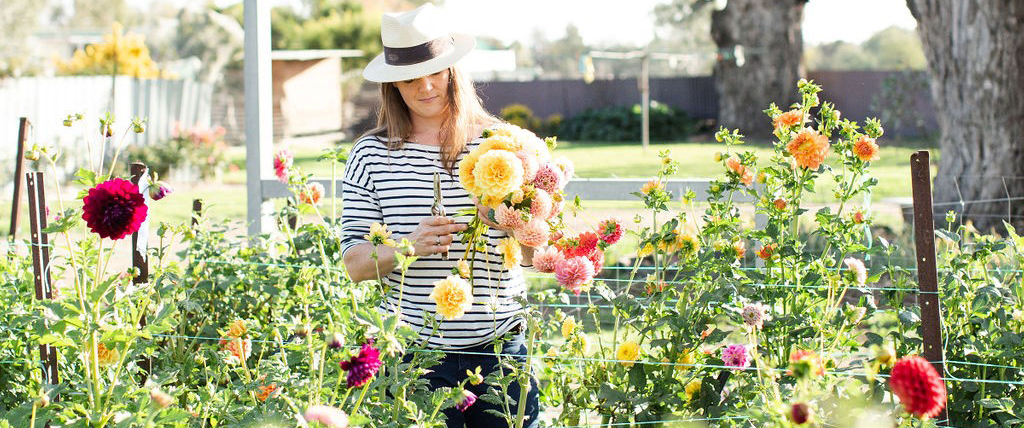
[677,351,696,372]
[497,237,522,270]
[637,243,654,258]
[561,316,577,340]
[364,222,396,247]
[684,379,702,401]
[873,343,896,368]
[473,150,524,200]
[544,347,559,367]
[573,335,590,355]
[429,275,474,320]
[459,152,482,195]
[95,343,119,366]
[678,233,700,257]
[481,194,505,208]
[457,259,471,279]
[640,178,664,196]
[616,341,641,367]
[226,320,247,338]
[479,135,522,153]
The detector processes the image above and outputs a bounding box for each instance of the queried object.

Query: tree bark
[907,0,1024,232]
[710,0,807,139]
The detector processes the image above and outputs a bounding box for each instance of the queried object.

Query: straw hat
[363,3,475,83]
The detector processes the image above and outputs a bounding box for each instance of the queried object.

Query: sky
[142,0,919,47]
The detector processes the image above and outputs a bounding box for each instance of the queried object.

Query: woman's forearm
[343,242,399,283]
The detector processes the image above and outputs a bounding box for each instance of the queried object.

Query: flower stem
[350,384,370,416]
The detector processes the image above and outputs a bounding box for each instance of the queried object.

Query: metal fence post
[26,172,59,394]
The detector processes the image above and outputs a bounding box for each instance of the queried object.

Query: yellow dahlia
[364,222,396,247]
[226,319,247,338]
[561,316,577,339]
[458,152,482,195]
[95,343,119,366]
[497,237,522,270]
[457,259,471,279]
[429,275,474,320]
[617,341,641,367]
[478,135,522,153]
[677,351,696,372]
[685,379,702,401]
[473,150,524,200]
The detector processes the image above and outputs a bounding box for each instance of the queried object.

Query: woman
[340,4,539,427]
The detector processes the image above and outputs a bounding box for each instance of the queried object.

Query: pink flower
[530,188,553,220]
[515,150,539,182]
[533,246,564,273]
[533,163,563,194]
[586,249,604,273]
[148,181,173,201]
[555,256,594,295]
[455,389,477,412]
[597,218,623,245]
[304,405,349,427]
[495,204,525,230]
[339,342,382,388]
[741,303,769,330]
[721,344,750,371]
[553,156,574,184]
[300,182,325,206]
[81,178,148,240]
[273,149,293,183]
[843,258,867,287]
[514,219,550,247]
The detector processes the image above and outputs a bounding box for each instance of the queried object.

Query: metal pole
[244,0,275,238]
[909,150,948,422]
[192,199,203,227]
[26,172,59,391]
[9,118,30,239]
[640,53,650,152]
[130,163,152,381]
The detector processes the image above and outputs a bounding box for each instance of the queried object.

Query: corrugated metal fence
[0,76,212,186]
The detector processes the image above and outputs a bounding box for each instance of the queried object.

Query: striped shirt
[340,135,525,349]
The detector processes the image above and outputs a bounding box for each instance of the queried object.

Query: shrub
[557,101,707,142]
[126,124,227,181]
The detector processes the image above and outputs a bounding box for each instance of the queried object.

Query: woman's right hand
[406,216,467,256]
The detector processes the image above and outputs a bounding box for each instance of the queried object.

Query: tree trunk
[710,0,807,139]
[907,0,1024,232]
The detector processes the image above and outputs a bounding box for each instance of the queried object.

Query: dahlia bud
[466,366,484,386]
[327,332,344,350]
[63,118,73,127]
[713,152,723,162]
[149,181,173,201]
[874,343,896,368]
[150,388,174,408]
[36,390,50,408]
[789,402,811,425]
[295,323,310,338]
[773,198,786,211]
[455,389,477,412]
[25,150,41,161]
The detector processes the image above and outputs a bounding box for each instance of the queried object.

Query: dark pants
[413,330,541,428]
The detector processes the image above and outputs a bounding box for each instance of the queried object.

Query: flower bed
[1,80,1022,427]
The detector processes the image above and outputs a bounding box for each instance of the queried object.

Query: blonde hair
[363,66,497,172]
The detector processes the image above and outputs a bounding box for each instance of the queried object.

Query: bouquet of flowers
[448,123,623,297]
[457,123,573,248]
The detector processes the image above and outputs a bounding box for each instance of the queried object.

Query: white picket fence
[0,76,212,188]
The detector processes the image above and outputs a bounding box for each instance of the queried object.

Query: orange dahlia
[787,128,830,170]
[852,135,880,162]
[773,110,806,130]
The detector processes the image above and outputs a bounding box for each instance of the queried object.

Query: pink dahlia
[553,156,575,184]
[149,181,172,201]
[81,178,148,240]
[890,356,947,419]
[515,150,539,182]
[455,389,477,412]
[304,405,349,427]
[586,249,605,273]
[339,342,382,388]
[514,219,550,247]
[273,149,293,183]
[495,204,525,230]
[530,188,553,220]
[721,344,750,371]
[555,256,594,295]
[533,163,563,194]
[533,246,564,273]
[843,258,867,287]
[596,218,623,245]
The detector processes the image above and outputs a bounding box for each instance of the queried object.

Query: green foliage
[805,26,926,71]
[126,125,228,181]
[558,101,708,142]
[498,104,562,137]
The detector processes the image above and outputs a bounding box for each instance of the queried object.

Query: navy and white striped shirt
[340,136,525,349]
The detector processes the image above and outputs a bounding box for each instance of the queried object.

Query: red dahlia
[81,178,148,240]
[339,342,382,388]
[889,356,947,419]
